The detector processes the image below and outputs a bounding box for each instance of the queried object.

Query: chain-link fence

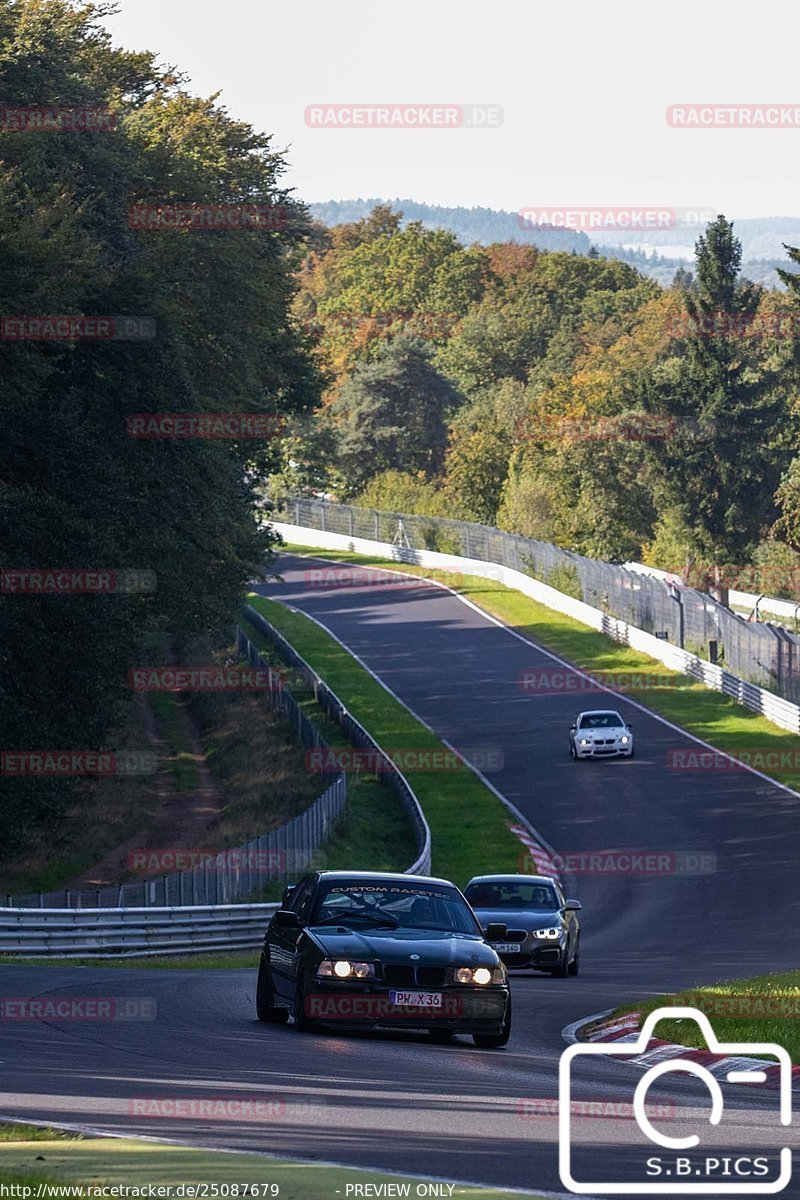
[276,497,800,704]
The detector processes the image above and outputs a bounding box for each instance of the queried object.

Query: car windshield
[579,712,623,729]
[311,881,481,934]
[465,881,559,911]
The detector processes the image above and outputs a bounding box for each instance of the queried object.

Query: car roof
[576,709,623,717]
[316,870,456,887]
[465,874,558,886]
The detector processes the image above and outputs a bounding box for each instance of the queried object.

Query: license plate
[389,990,442,1008]
[493,942,522,954]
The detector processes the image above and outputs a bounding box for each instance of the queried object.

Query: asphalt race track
[2,552,799,1197]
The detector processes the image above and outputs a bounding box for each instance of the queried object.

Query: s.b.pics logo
[559,1007,792,1194]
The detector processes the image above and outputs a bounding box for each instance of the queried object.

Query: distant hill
[308,199,800,289]
[308,198,590,254]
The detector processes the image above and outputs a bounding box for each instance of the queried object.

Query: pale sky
[104,0,799,219]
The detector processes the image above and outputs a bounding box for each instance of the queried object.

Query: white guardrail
[274,522,800,735]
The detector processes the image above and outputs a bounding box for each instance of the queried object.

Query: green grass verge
[147,691,200,791]
[279,545,800,794]
[245,596,522,886]
[239,615,422,883]
[0,1130,540,1199]
[600,970,800,1062]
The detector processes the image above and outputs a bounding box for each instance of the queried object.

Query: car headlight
[454,966,506,985]
[620,735,629,744]
[578,737,590,746]
[317,959,374,979]
[532,927,562,940]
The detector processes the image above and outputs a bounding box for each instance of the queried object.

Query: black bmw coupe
[256,870,511,1047]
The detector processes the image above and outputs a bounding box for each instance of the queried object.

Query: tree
[639,217,789,604]
[0,0,318,851]
[326,338,463,495]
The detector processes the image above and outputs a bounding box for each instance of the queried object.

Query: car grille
[382,963,446,987]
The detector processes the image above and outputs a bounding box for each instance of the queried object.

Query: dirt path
[65,694,224,889]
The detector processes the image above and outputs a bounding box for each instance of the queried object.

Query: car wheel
[569,740,576,759]
[549,953,570,978]
[256,952,289,1024]
[628,746,635,758]
[472,995,511,1049]
[292,968,316,1032]
[568,941,580,977]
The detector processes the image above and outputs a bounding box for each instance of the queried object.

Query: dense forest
[277,204,800,598]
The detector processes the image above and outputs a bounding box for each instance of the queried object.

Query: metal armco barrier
[272,502,800,735]
[0,903,278,958]
[1,618,432,956]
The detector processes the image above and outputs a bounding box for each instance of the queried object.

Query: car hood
[471,907,563,931]
[308,925,498,965]
[578,726,627,737]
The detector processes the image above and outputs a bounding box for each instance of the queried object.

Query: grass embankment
[600,970,800,1062]
[245,595,523,886]
[236,616,419,883]
[0,696,162,896]
[0,1125,534,1200]
[280,544,800,794]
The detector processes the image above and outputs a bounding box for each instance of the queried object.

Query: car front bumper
[493,940,568,970]
[302,982,509,1030]
[575,740,632,757]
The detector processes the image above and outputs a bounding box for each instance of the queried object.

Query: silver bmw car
[463,874,581,976]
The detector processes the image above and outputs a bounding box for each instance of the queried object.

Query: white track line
[0,1113,592,1199]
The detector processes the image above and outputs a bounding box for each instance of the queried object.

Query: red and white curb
[563,1008,800,1093]
[508,823,562,884]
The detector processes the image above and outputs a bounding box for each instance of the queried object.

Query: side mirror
[273,908,302,930]
[563,899,582,912]
[485,922,508,940]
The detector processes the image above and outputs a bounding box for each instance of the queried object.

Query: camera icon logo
[559,1006,792,1194]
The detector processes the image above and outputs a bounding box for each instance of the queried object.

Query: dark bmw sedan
[256,870,511,1047]
[464,874,581,976]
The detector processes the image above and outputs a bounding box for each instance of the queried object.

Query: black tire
[549,957,570,978]
[472,996,511,1049]
[569,740,576,759]
[428,1028,456,1042]
[292,968,315,1032]
[568,941,580,976]
[256,952,289,1024]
